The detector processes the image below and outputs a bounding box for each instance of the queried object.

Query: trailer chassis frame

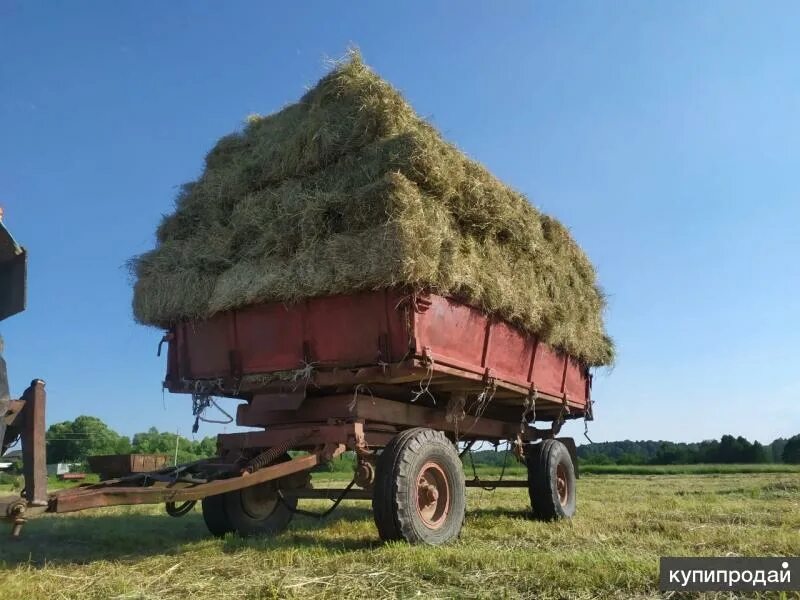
[1,389,572,537]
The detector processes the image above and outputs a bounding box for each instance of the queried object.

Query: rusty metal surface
[1,400,25,456]
[87,454,170,478]
[464,480,528,488]
[21,380,47,506]
[2,399,24,427]
[250,392,305,411]
[235,394,556,444]
[416,461,450,530]
[165,289,591,417]
[0,495,47,537]
[51,444,345,514]
[218,422,369,454]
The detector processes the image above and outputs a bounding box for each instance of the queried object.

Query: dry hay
[131,51,613,366]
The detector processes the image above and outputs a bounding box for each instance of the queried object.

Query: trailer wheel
[527,439,576,520]
[223,479,296,537]
[372,427,465,545]
[221,454,310,538]
[201,493,233,537]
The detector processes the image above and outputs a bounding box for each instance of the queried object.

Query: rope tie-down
[291,361,317,389]
[410,354,436,404]
[445,392,467,441]
[468,379,497,423]
[191,393,234,434]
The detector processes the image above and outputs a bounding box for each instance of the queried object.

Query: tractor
[0,213,27,455]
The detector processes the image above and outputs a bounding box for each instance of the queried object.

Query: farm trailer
[2,288,592,545]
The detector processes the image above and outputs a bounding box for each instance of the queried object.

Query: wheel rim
[240,483,279,519]
[556,463,569,507]
[416,461,450,529]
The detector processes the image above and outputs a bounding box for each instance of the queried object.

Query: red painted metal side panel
[384,289,412,361]
[530,343,564,398]
[236,303,304,372]
[414,296,487,368]
[304,292,386,365]
[173,290,413,379]
[564,358,587,402]
[485,319,536,383]
[412,294,588,405]
[182,319,231,379]
[168,289,590,409]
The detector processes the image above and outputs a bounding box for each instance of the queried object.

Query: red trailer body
[2,288,592,543]
[165,288,591,421]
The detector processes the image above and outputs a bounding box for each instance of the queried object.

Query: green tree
[782,435,800,464]
[46,416,131,464]
[617,452,646,465]
[131,427,217,464]
[770,438,787,463]
[747,441,769,463]
[651,442,689,465]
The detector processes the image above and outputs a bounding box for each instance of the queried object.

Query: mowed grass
[579,463,800,475]
[0,471,798,599]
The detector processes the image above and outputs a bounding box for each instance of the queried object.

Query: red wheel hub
[416,461,450,529]
[556,464,569,507]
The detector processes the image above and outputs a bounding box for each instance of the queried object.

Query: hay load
[131,52,614,366]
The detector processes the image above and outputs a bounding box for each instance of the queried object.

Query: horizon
[1,2,798,445]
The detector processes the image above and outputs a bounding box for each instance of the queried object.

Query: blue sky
[1,2,798,444]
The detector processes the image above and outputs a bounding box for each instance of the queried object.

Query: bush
[0,472,21,488]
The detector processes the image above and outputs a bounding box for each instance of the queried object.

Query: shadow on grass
[0,506,379,567]
[468,506,532,520]
[0,502,532,567]
[0,512,209,566]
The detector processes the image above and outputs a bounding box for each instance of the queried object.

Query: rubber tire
[202,454,310,538]
[201,493,233,537]
[527,439,577,520]
[223,453,310,538]
[372,427,465,545]
[223,480,297,537]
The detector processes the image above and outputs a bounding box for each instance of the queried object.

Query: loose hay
[131,51,614,366]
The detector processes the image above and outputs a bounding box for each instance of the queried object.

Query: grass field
[0,470,798,599]
[578,463,800,475]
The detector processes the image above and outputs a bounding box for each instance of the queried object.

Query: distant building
[47,463,79,476]
[0,449,21,471]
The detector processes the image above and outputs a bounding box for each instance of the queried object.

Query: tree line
[576,435,800,465]
[461,434,800,467]
[26,415,800,469]
[44,416,217,467]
